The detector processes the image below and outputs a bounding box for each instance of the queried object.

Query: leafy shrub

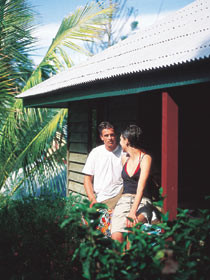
[65,201,210,280]
[0,194,84,280]
[0,194,209,280]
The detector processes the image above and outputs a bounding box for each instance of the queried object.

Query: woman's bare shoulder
[141,152,152,167]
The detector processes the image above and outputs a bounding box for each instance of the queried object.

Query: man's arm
[84,175,97,207]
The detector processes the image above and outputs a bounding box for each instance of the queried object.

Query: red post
[161,92,178,220]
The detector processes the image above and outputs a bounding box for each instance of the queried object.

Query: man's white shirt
[82,145,123,202]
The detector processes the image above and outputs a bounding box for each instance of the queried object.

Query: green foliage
[66,201,210,280]
[23,2,114,91]
[0,194,209,280]
[0,1,113,194]
[0,194,84,279]
[0,0,67,194]
[0,0,36,91]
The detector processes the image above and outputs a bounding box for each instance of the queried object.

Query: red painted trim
[161,92,178,220]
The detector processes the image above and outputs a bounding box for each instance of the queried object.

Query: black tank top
[122,156,151,199]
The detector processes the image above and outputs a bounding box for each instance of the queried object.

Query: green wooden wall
[67,102,89,196]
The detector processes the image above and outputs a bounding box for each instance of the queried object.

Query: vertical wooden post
[161,92,178,220]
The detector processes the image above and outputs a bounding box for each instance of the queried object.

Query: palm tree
[0,0,36,192]
[0,0,113,196]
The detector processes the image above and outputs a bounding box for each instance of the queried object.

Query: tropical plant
[0,0,113,195]
[0,0,36,192]
[1,193,209,280]
[23,1,114,91]
[0,193,85,279]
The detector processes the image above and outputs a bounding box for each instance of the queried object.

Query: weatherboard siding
[67,103,89,196]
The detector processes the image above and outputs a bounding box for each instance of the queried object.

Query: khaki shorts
[101,187,123,210]
[111,195,153,234]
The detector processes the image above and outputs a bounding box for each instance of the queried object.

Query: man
[82,121,123,209]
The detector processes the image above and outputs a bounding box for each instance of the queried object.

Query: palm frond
[0,107,67,189]
[22,2,113,91]
[0,1,113,194]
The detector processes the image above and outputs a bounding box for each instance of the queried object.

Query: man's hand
[84,175,97,208]
[90,198,97,208]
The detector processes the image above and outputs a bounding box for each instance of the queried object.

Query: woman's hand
[126,212,138,228]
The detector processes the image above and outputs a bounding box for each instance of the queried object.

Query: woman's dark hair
[121,124,144,149]
[98,121,114,136]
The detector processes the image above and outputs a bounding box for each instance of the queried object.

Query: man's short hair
[98,121,114,135]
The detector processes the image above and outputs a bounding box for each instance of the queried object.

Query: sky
[28,0,195,65]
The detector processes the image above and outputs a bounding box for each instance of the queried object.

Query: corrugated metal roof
[17,0,210,99]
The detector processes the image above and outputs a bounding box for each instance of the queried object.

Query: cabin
[17,0,210,220]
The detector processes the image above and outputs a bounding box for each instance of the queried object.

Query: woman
[111,124,154,243]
